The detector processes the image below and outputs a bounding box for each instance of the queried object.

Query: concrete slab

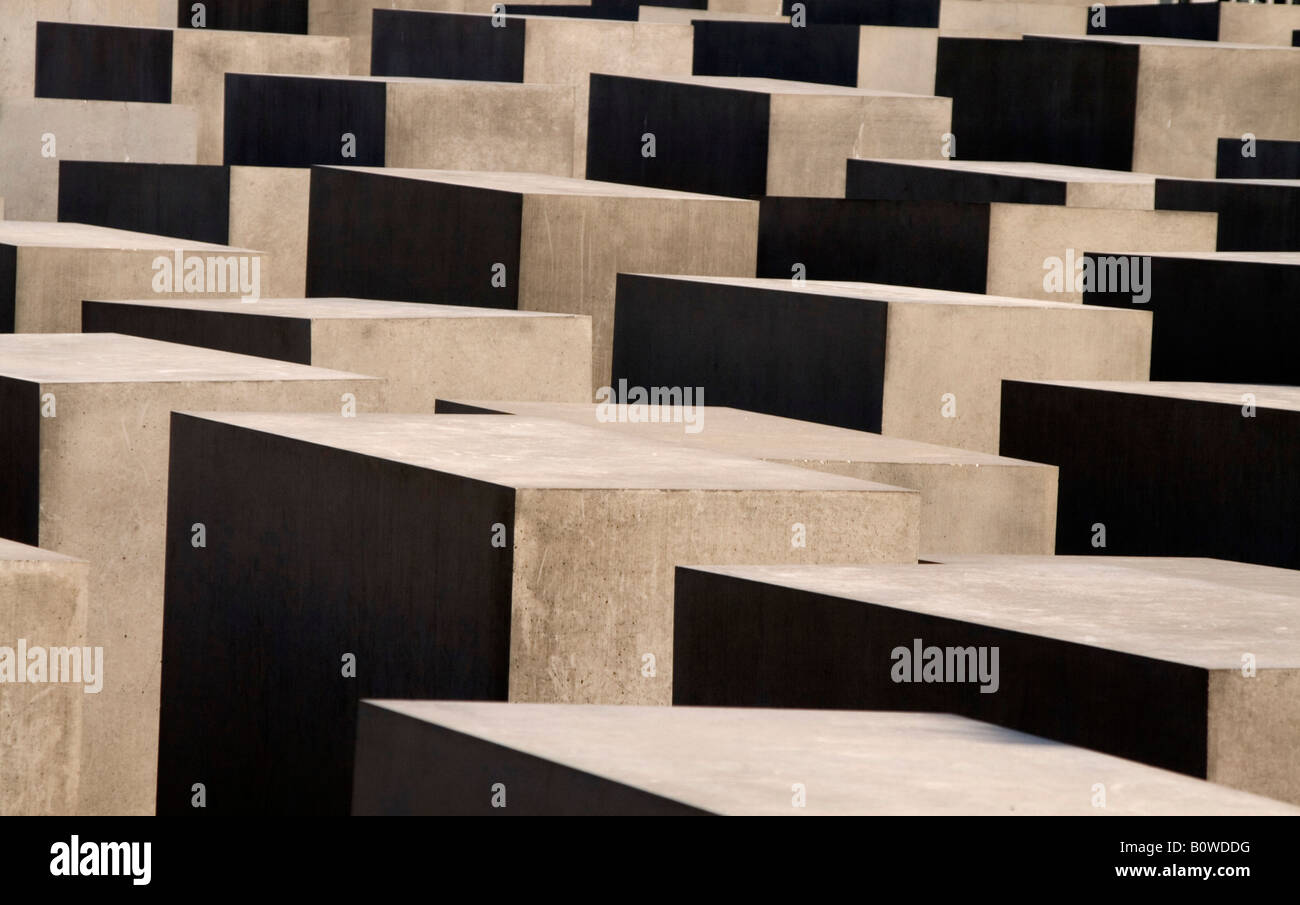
[586,73,949,197]
[0,539,89,816]
[350,701,1300,815]
[757,196,1216,301]
[999,380,1300,570]
[689,22,937,96]
[0,98,197,222]
[846,158,1158,210]
[83,297,593,411]
[0,0,172,99]
[781,0,939,27]
[1217,137,1300,180]
[33,21,350,164]
[436,399,1058,553]
[1082,250,1300,383]
[305,167,758,390]
[672,556,1300,803]
[611,275,1150,452]
[0,221,270,333]
[938,0,1085,39]
[155,411,918,813]
[936,34,1300,178]
[222,73,574,174]
[0,333,384,815]
[369,10,696,174]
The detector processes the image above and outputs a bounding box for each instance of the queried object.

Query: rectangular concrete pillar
[936,34,1300,178]
[0,98,197,222]
[0,333,383,815]
[369,10,695,174]
[1082,251,1300,384]
[689,21,937,96]
[0,222,271,333]
[846,158,1157,210]
[83,297,593,410]
[586,73,949,197]
[672,556,1300,803]
[155,411,919,814]
[610,275,1150,452]
[758,197,1214,300]
[350,701,1300,815]
[304,167,758,391]
[0,539,89,816]
[222,73,574,174]
[1000,380,1300,570]
[34,21,350,164]
[435,400,1058,554]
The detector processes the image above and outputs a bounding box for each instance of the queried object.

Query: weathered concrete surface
[847,158,1158,210]
[939,0,1084,39]
[83,297,593,410]
[587,73,950,197]
[1000,380,1300,570]
[155,411,918,813]
[612,275,1151,453]
[0,221,270,333]
[1082,251,1300,384]
[0,98,197,222]
[222,73,574,174]
[369,10,696,175]
[0,0,173,99]
[674,556,1300,803]
[437,400,1057,554]
[757,196,1215,301]
[306,167,758,391]
[0,333,383,815]
[0,539,89,816]
[351,701,1300,815]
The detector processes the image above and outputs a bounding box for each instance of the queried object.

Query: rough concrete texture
[0,0,174,99]
[384,78,574,173]
[1218,3,1300,46]
[170,27,350,164]
[673,556,1300,803]
[228,166,309,297]
[437,400,1057,554]
[83,297,593,411]
[938,0,1084,39]
[0,98,197,222]
[0,539,90,816]
[351,701,1300,815]
[0,333,383,815]
[0,221,269,333]
[307,167,758,391]
[611,275,1151,454]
